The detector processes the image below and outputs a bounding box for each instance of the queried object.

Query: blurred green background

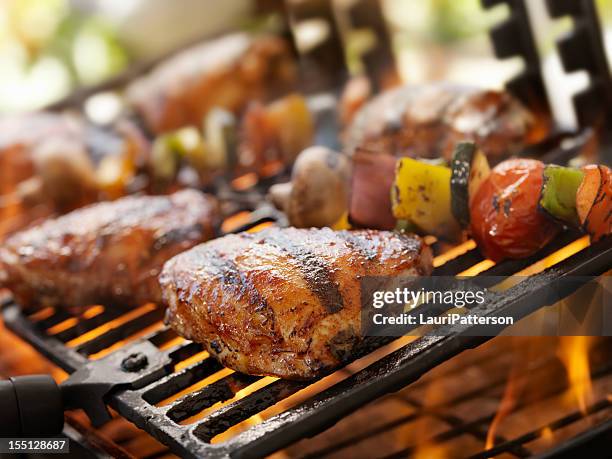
[0,0,127,111]
[0,0,610,117]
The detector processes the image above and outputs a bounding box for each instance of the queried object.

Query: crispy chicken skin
[344,83,548,163]
[0,190,219,312]
[161,227,432,380]
[126,33,297,134]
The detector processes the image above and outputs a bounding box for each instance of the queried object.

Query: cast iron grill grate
[288,336,612,459]
[3,208,611,458]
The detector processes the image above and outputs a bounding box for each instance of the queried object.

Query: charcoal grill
[1,1,612,458]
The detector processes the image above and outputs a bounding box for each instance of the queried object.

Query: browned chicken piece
[161,227,432,380]
[0,189,219,312]
[0,113,85,197]
[126,33,297,134]
[0,113,99,239]
[0,112,148,220]
[344,83,549,163]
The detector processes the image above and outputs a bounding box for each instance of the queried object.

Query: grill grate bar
[148,326,179,348]
[2,302,87,373]
[300,412,421,459]
[54,307,125,343]
[165,372,262,423]
[143,357,224,405]
[193,379,308,442]
[306,338,611,459]
[468,398,612,459]
[474,231,582,284]
[532,417,612,459]
[432,229,579,280]
[35,309,73,330]
[382,358,612,459]
[433,247,484,276]
[165,341,204,362]
[75,306,165,356]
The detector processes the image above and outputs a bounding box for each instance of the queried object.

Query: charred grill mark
[209,339,223,354]
[492,194,500,212]
[95,233,111,250]
[503,199,511,217]
[593,192,606,206]
[262,231,344,314]
[327,326,359,361]
[205,250,272,316]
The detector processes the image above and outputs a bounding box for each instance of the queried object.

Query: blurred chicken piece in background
[0,0,254,113]
[2,0,612,115]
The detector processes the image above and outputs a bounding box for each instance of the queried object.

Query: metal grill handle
[0,375,64,436]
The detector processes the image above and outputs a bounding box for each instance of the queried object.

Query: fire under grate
[284,336,612,459]
[2,223,611,458]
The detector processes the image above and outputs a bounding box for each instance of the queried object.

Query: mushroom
[33,137,98,210]
[268,146,350,228]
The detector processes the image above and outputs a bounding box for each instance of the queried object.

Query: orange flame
[413,443,448,459]
[485,339,528,450]
[231,173,258,191]
[433,240,475,267]
[558,336,593,415]
[485,365,523,450]
[246,221,274,233]
[411,375,449,459]
[221,211,252,233]
[540,426,554,444]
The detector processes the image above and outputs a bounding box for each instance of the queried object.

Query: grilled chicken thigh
[344,83,548,163]
[0,190,219,311]
[126,33,296,134]
[161,227,432,379]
